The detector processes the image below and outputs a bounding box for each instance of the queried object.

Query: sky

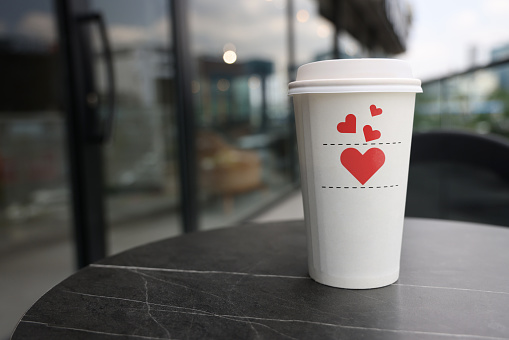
[397,0,509,81]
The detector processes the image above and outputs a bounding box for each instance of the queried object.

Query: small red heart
[370,105,382,116]
[340,148,385,185]
[337,114,356,133]
[363,125,381,142]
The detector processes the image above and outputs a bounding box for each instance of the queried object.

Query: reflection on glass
[0,0,67,232]
[223,50,237,64]
[294,0,334,66]
[339,31,363,58]
[415,63,509,140]
[89,0,180,254]
[0,4,70,244]
[190,0,294,229]
[296,9,309,23]
[0,1,73,335]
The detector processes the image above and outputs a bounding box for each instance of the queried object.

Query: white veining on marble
[63,290,217,316]
[60,290,506,340]
[65,289,297,339]
[234,281,354,322]
[185,292,196,340]
[223,262,263,339]
[219,314,299,340]
[219,315,483,339]
[135,269,228,303]
[169,309,509,340]
[141,275,172,339]
[19,320,172,339]
[394,283,509,296]
[135,270,270,339]
[91,264,509,296]
[90,263,310,279]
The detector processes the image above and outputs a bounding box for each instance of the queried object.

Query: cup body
[289,59,421,289]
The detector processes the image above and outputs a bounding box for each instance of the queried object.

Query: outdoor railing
[414,56,509,140]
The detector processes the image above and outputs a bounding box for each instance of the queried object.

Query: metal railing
[414,56,509,140]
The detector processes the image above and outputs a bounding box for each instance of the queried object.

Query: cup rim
[288,77,423,95]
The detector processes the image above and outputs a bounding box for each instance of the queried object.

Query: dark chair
[406,129,509,227]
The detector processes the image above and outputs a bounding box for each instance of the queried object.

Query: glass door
[61,0,181,260]
[188,0,297,229]
[86,0,181,255]
[1,1,180,333]
[0,0,74,335]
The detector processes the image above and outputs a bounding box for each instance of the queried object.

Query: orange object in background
[197,130,263,213]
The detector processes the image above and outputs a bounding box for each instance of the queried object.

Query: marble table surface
[11,218,509,339]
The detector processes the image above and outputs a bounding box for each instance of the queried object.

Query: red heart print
[370,105,382,116]
[363,125,381,142]
[337,114,356,133]
[340,148,385,185]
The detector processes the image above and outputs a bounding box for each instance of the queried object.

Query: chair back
[406,130,509,227]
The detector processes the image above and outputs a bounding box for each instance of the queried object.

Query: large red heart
[363,125,381,142]
[370,105,382,116]
[340,148,385,185]
[337,114,356,133]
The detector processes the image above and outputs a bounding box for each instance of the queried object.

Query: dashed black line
[321,185,399,189]
[322,142,402,146]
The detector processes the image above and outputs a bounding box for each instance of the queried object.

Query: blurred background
[1,0,509,337]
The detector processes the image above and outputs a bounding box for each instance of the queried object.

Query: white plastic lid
[288,59,422,95]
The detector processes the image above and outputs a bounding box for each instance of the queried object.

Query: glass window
[294,0,335,65]
[0,1,73,336]
[189,0,296,229]
[87,0,181,254]
[488,64,509,138]
[415,63,509,139]
[414,81,442,130]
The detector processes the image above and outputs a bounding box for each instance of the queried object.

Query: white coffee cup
[289,59,422,289]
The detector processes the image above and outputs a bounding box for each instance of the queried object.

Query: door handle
[76,12,115,143]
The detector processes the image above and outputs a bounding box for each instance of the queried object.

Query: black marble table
[12,218,509,339]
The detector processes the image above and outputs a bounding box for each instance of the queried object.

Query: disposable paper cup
[289,59,422,289]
